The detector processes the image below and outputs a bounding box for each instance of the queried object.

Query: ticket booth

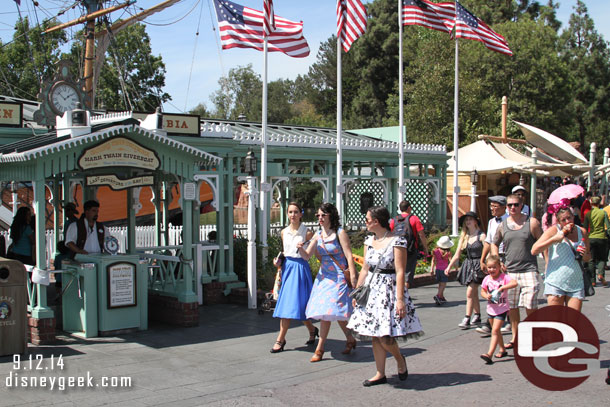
[62,254,148,337]
[0,110,222,340]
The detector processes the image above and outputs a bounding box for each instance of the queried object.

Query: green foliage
[194,0,610,155]
[0,17,67,100]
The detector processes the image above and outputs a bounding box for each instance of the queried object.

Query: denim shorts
[435,269,448,283]
[489,311,508,321]
[544,283,585,300]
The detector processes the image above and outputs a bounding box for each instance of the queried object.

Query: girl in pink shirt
[479,255,517,364]
[429,236,453,305]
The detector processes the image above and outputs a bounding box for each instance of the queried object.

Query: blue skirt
[273,257,313,320]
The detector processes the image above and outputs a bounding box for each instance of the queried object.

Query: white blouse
[282,223,308,258]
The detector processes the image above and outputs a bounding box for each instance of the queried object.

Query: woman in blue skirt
[298,203,358,362]
[270,202,318,353]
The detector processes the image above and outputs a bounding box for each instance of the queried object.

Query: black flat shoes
[363,376,387,387]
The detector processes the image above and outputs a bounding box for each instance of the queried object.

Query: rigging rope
[184,0,204,112]
[206,0,224,78]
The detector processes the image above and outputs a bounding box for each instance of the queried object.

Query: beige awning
[447,140,518,174]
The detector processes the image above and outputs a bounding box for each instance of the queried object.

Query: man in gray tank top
[491,194,543,348]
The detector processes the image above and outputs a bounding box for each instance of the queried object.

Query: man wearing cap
[492,194,543,349]
[583,196,610,286]
[510,186,531,217]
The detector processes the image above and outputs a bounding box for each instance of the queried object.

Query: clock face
[50,83,80,114]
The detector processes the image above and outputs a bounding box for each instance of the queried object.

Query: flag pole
[260,36,269,247]
[336,35,343,219]
[451,35,459,236]
[398,0,405,204]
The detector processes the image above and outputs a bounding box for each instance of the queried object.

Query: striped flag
[263,0,275,38]
[402,0,455,33]
[213,0,310,58]
[454,1,512,55]
[336,0,367,52]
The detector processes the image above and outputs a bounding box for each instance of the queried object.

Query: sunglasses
[316,213,329,218]
[507,203,520,208]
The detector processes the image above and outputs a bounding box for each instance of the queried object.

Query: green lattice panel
[404,181,434,227]
[345,180,385,226]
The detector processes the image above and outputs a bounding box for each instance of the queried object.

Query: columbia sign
[514,306,600,390]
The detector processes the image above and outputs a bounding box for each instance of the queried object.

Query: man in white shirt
[65,200,107,255]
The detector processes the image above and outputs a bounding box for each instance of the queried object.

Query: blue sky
[1,1,609,113]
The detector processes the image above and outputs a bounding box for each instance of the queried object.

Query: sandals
[270,340,286,354]
[505,342,514,350]
[310,349,324,363]
[480,354,494,364]
[495,351,508,358]
[342,339,357,354]
[306,327,319,345]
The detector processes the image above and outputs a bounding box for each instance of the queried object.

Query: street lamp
[243,149,258,309]
[470,169,478,212]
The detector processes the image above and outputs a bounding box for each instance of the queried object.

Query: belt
[377,268,396,275]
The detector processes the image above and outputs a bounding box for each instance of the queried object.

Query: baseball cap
[512,185,527,194]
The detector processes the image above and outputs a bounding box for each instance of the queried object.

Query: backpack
[393,214,418,254]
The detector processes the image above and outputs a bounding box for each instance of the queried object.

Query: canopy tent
[447,140,517,174]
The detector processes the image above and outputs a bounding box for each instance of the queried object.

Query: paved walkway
[1,281,609,406]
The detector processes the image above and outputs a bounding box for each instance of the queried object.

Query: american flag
[402,0,455,33]
[454,1,512,55]
[337,0,367,52]
[213,0,310,58]
[263,0,275,38]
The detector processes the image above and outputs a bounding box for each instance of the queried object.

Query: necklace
[375,231,389,241]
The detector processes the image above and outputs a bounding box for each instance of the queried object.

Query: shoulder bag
[320,232,353,288]
[349,241,394,307]
[565,231,594,297]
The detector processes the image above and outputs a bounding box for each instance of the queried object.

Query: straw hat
[436,236,454,249]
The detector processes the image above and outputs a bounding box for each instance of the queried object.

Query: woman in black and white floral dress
[347,206,423,387]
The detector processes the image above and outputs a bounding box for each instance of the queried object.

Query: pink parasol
[547,184,585,204]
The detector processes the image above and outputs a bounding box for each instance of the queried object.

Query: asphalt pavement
[1,279,609,406]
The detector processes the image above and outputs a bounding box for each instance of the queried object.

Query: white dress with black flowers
[347,236,423,341]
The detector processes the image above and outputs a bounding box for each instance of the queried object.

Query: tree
[0,17,67,100]
[189,103,211,118]
[210,64,263,120]
[560,0,610,151]
[79,23,170,111]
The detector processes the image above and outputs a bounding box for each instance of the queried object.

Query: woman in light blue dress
[298,203,358,362]
[270,202,318,353]
[532,207,590,311]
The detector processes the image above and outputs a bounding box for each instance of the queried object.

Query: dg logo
[515,306,600,390]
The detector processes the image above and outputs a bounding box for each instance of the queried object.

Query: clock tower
[34,60,90,127]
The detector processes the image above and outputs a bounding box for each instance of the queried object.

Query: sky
[1,0,610,114]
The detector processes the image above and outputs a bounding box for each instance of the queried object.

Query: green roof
[350,126,405,143]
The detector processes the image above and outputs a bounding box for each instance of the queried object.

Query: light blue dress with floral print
[305,229,353,321]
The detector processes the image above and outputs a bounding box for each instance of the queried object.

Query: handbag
[272,268,282,300]
[26,265,50,286]
[320,235,352,288]
[349,264,377,307]
[566,233,594,297]
[349,283,371,307]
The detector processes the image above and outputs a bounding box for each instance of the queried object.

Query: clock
[34,59,89,127]
[49,82,80,114]
[104,236,119,255]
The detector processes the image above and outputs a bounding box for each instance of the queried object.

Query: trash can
[0,258,28,356]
